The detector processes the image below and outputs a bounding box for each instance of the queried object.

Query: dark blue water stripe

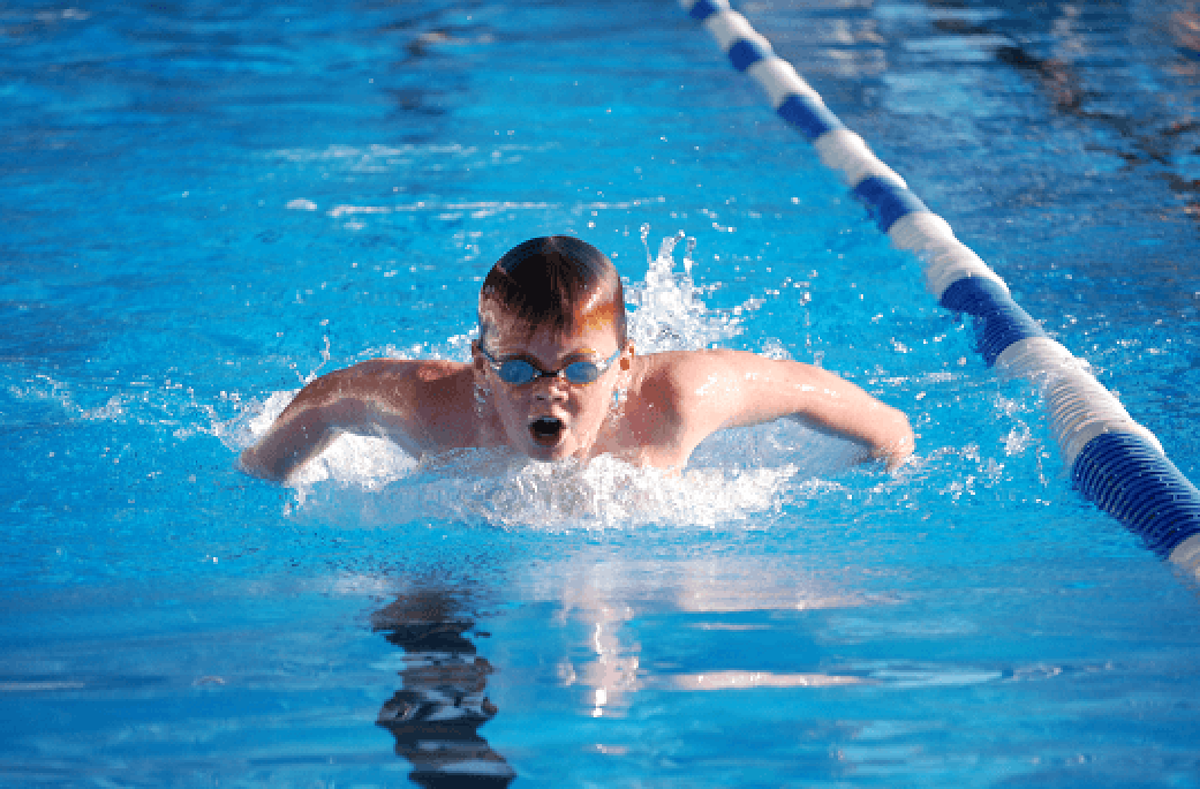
[939,276,1047,366]
[1073,432,1200,556]
[776,95,846,141]
[852,176,930,233]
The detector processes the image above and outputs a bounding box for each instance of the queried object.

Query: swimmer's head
[478,236,627,350]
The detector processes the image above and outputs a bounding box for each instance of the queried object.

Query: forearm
[238,378,355,482]
[853,403,914,471]
[748,357,915,469]
[788,399,912,467]
[239,408,341,482]
[237,360,429,482]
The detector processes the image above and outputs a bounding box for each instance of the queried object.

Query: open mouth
[528,416,565,446]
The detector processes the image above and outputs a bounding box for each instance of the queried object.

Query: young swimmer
[239,235,914,481]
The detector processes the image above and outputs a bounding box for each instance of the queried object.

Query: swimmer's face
[474,318,629,463]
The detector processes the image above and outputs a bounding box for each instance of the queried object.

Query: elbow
[238,444,288,483]
[237,395,349,483]
[873,408,915,472]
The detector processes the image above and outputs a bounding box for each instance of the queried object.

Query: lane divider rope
[679,0,1200,570]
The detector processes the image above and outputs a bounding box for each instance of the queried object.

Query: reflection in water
[371,592,515,788]
[1174,5,1200,57]
[927,0,1200,214]
[543,557,878,719]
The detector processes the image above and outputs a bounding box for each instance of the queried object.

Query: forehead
[488,314,621,354]
[480,290,619,326]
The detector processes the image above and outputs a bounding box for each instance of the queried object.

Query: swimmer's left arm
[682,350,914,471]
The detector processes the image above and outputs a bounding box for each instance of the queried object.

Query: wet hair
[478,236,627,350]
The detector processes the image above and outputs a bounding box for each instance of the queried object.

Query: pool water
[4,0,1200,786]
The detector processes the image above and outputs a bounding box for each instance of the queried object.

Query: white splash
[292,445,846,533]
[625,227,747,353]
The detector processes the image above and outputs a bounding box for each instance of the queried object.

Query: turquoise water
[3,0,1200,786]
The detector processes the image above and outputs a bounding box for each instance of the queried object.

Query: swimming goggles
[479,345,622,386]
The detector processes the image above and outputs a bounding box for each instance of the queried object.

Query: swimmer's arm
[238,361,421,482]
[689,351,915,471]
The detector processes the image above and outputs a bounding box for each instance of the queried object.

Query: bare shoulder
[314,358,469,402]
[240,358,474,480]
[336,357,466,381]
[289,357,473,433]
[628,347,913,470]
[636,348,733,382]
[636,348,796,403]
[298,357,475,450]
[628,349,752,431]
[632,347,877,433]
[617,350,769,465]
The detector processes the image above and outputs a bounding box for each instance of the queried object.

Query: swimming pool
[3,0,1200,785]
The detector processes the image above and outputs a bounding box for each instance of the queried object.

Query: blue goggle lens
[496,359,604,386]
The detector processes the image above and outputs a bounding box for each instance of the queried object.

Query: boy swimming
[239,235,914,481]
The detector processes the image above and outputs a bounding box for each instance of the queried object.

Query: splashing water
[626,226,745,353]
[223,233,859,530]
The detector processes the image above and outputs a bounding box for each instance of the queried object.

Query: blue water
[4,0,1200,786]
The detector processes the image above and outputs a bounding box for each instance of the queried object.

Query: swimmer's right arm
[239,369,369,482]
[239,360,425,483]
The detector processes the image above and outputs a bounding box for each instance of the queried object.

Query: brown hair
[478,236,627,350]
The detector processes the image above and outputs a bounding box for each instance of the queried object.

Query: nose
[531,374,569,401]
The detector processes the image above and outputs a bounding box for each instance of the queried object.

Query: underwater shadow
[371,589,515,788]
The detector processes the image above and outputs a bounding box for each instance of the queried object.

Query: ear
[471,341,488,375]
[620,341,635,371]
